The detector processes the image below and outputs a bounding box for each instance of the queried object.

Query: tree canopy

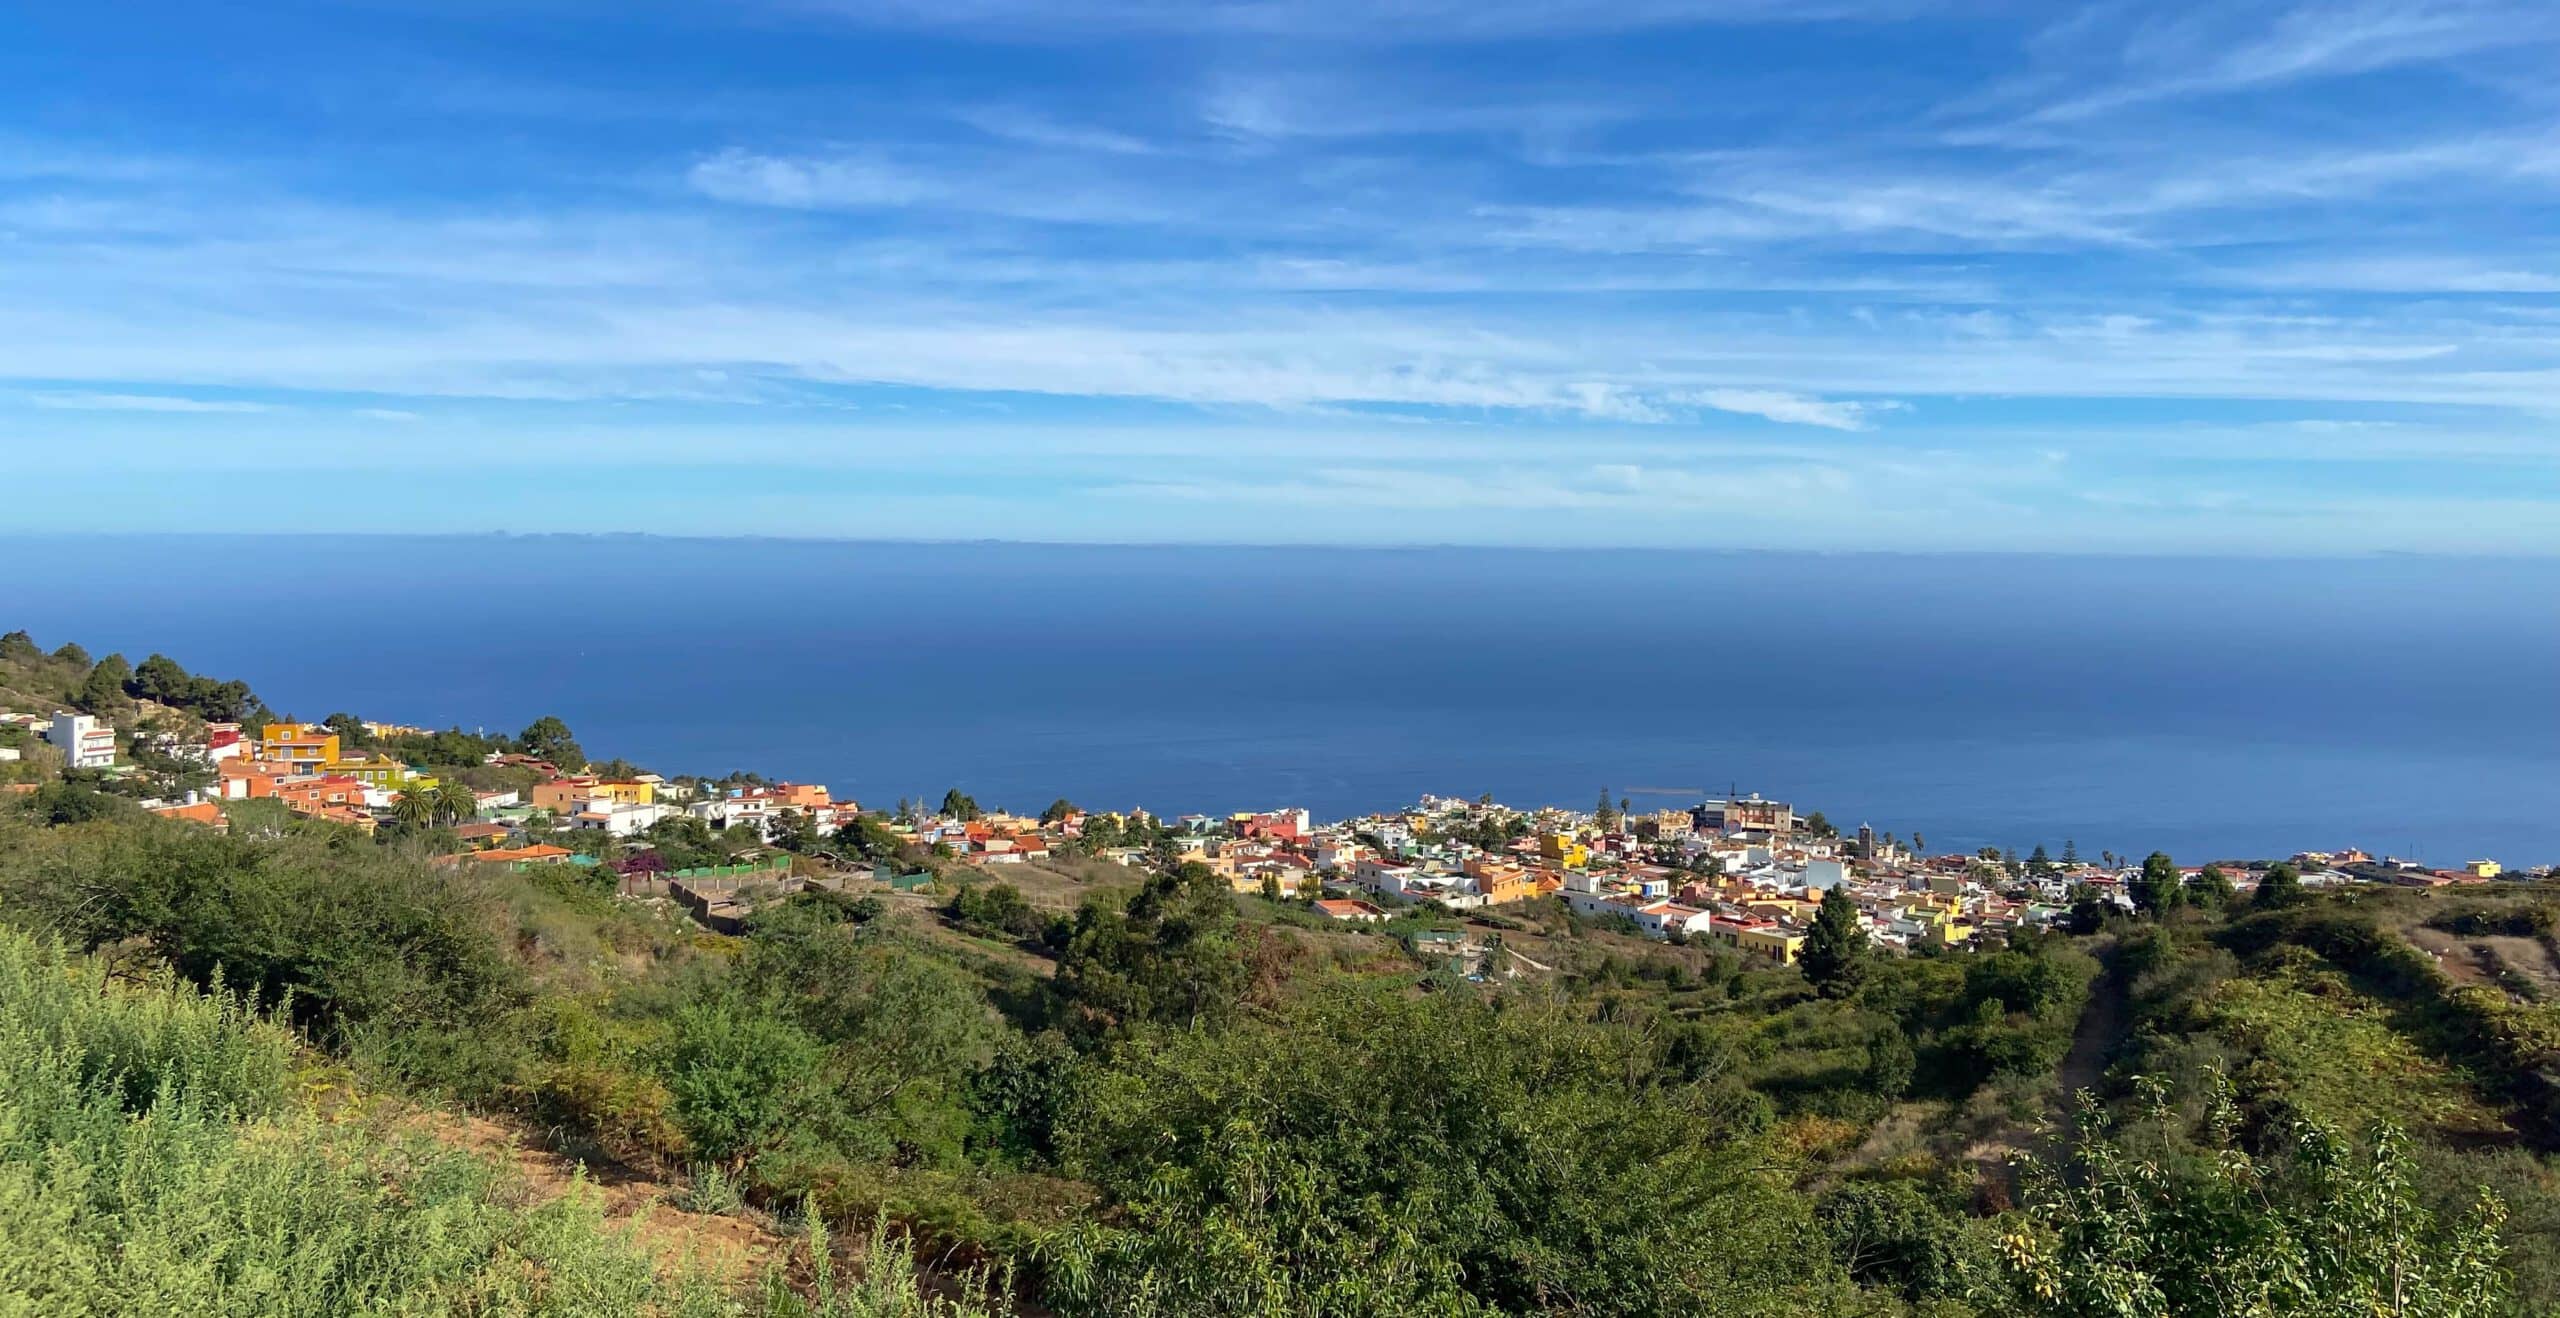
[1800,885,1868,998]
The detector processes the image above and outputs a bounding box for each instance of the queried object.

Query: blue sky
[4,1,2558,552]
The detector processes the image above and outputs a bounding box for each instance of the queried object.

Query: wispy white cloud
[1688,389,1898,431]
[1970,0,2560,126]
[687,148,934,210]
[952,106,1160,155]
[10,0,2560,551]
[24,391,271,413]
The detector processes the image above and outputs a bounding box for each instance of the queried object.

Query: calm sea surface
[6,536,2556,867]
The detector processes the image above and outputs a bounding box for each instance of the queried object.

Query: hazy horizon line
[6,529,2554,564]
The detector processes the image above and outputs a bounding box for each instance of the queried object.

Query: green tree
[1799,886,1868,999]
[1863,1027,1917,1100]
[2003,1073,2511,1317]
[514,715,584,770]
[1817,1179,1980,1302]
[1040,798,1081,824]
[949,882,1041,940]
[657,998,828,1167]
[2061,838,2079,866]
[1054,861,1247,1034]
[1804,810,1837,838]
[25,780,140,826]
[1045,987,1839,1317]
[322,711,374,750]
[429,781,478,827]
[2133,851,2185,916]
[940,788,982,822]
[835,815,909,865]
[2029,843,2055,876]
[130,652,192,704]
[2065,882,2114,935]
[80,653,134,715]
[2185,863,2235,909]
[389,788,437,831]
[0,630,41,663]
[770,808,820,853]
[2254,861,2304,910]
[1595,788,1618,828]
[735,912,997,1162]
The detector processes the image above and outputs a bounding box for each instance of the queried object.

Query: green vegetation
[1801,884,1869,998]
[2005,1074,2510,1317]
[0,920,1025,1316]
[0,679,2554,1311]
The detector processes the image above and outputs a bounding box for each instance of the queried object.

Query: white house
[1354,855,1419,896]
[46,713,115,770]
[1632,902,1715,938]
[572,800,671,837]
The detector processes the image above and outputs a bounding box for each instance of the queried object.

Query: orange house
[274,775,368,813]
[1464,857,1538,905]
[151,801,228,830]
[219,761,281,800]
[770,782,830,810]
[531,777,601,813]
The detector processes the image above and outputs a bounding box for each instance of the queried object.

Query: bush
[2004,1072,2511,1317]
[0,925,716,1315]
[1045,985,1849,1316]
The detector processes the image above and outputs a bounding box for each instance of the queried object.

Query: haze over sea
[8,535,2555,867]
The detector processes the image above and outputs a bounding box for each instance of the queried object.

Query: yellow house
[1905,903,1974,949]
[2466,859,2503,880]
[323,752,431,790]
[257,721,341,771]
[593,780,655,805]
[1731,924,1806,965]
[1745,897,1816,923]
[1538,832,1591,869]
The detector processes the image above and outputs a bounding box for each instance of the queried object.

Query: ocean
[6,535,2555,867]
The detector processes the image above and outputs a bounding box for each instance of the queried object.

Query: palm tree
[389,789,435,830]
[432,782,479,827]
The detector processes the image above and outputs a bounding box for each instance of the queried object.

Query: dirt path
[2055,944,2129,1110]
[2407,927,2496,988]
[408,1109,788,1291]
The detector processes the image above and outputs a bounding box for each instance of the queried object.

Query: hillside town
[7,692,2541,965]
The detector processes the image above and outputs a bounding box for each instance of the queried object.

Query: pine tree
[1799,887,1868,999]
[79,653,134,715]
[2133,851,2185,915]
[2061,838,2079,866]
